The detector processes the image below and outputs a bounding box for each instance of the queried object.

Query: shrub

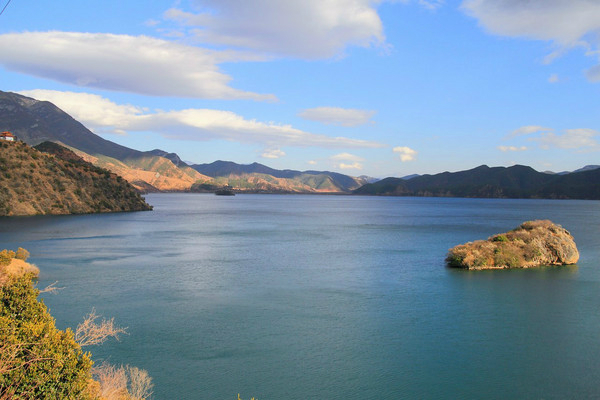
[492,234,508,242]
[0,250,15,267]
[0,274,93,399]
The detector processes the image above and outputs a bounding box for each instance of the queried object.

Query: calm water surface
[1,194,599,399]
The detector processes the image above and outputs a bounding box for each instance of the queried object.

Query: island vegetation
[446,220,579,270]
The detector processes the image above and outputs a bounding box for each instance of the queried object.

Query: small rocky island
[447,220,579,269]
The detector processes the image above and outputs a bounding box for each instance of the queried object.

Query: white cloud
[498,145,527,152]
[261,148,286,159]
[20,90,385,150]
[461,0,600,44]
[308,160,318,165]
[164,0,387,59]
[548,73,559,83]
[393,146,417,161]
[509,125,551,138]
[534,128,600,151]
[504,125,600,152]
[330,152,365,162]
[461,0,600,82]
[0,31,275,100]
[338,162,363,170]
[298,107,376,127]
[418,0,445,10]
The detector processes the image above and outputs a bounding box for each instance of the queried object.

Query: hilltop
[354,164,600,200]
[0,140,151,216]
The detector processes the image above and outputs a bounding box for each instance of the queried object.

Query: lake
[1,194,599,399]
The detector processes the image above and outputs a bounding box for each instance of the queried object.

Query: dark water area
[1,194,599,399]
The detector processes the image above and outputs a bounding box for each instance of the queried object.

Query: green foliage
[0,274,93,399]
[492,234,508,242]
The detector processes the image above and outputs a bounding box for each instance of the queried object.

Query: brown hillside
[0,140,152,216]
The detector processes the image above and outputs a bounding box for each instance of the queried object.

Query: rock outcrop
[446,220,579,269]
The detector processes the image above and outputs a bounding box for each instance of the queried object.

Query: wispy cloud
[498,145,527,152]
[0,32,275,100]
[534,128,600,151]
[20,90,386,150]
[163,0,387,59]
[299,107,376,127]
[330,152,365,162]
[393,146,418,162]
[461,0,600,82]
[509,125,552,138]
[329,152,365,170]
[261,148,286,159]
[338,162,363,170]
[505,125,600,152]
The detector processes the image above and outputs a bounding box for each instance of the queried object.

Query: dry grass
[0,259,39,286]
[91,363,154,400]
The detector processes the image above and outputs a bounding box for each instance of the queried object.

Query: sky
[0,0,599,178]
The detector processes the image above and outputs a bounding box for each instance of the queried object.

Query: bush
[0,274,93,399]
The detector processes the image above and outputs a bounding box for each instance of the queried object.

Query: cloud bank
[20,90,385,151]
[164,0,386,59]
[462,0,600,81]
[0,32,275,100]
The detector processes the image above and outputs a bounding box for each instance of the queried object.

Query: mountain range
[0,90,365,193]
[354,164,600,199]
[1,89,598,199]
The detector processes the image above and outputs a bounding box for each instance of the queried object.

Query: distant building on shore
[0,131,16,141]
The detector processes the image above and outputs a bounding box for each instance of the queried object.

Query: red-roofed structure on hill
[0,131,16,141]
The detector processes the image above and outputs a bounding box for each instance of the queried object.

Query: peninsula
[0,140,152,216]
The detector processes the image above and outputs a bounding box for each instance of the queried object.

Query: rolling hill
[190,160,367,193]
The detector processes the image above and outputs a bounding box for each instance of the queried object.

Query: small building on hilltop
[0,131,16,141]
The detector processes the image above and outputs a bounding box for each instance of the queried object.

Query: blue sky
[1,0,599,177]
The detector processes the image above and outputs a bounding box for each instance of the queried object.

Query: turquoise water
[1,194,599,399]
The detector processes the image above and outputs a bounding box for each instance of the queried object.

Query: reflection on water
[1,194,599,399]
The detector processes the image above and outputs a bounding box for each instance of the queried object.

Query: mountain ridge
[354,164,600,199]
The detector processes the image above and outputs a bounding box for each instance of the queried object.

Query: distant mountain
[572,165,600,174]
[400,174,420,180]
[0,140,151,216]
[190,160,367,193]
[0,90,210,191]
[354,164,600,199]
